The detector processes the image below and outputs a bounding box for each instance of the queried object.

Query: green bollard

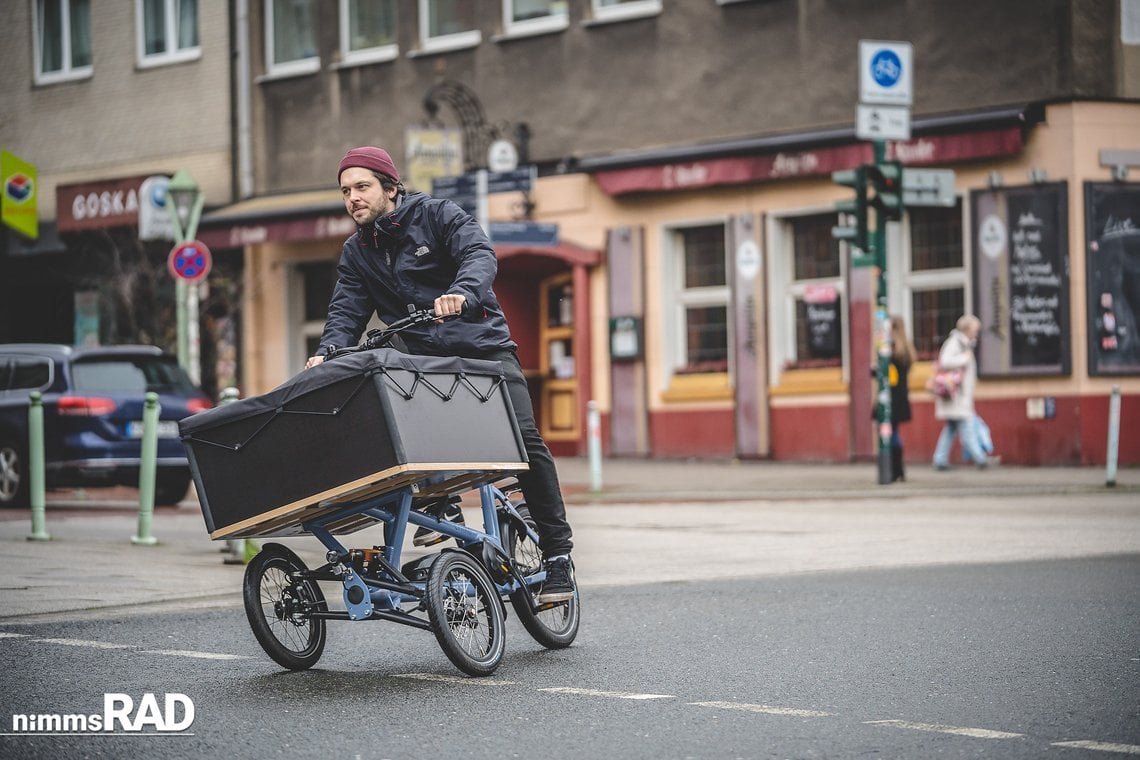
[216,387,257,564]
[131,392,160,546]
[27,392,50,541]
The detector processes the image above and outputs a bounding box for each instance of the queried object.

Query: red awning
[593,126,1024,196]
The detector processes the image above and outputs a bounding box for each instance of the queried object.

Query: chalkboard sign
[971,183,1070,376]
[1085,182,1140,376]
[800,286,841,360]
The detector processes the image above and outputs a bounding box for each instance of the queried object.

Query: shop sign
[1,150,39,240]
[57,175,150,232]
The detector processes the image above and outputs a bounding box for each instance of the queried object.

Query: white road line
[139,649,249,660]
[539,687,674,700]
[34,637,133,650]
[1052,741,1140,754]
[0,632,29,639]
[690,700,835,717]
[393,673,517,686]
[866,720,1023,739]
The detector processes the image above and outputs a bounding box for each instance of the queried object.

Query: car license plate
[127,420,180,439]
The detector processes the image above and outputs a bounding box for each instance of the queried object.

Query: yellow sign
[404,128,463,193]
[1,150,38,240]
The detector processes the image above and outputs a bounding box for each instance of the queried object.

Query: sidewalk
[0,457,1135,622]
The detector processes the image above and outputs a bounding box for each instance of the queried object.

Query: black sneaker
[412,497,464,547]
[538,557,576,603]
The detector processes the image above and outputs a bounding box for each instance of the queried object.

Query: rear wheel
[0,437,29,509]
[425,550,506,676]
[501,503,579,649]
[243,543,327,670]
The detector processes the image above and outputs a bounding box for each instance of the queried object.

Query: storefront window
[907,201,966,357]
[298,262,338,359]
[792,213,840,281]
[671,224,729,373]
[786,213,843,368]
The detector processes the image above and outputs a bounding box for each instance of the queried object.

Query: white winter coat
[934,329,977,421]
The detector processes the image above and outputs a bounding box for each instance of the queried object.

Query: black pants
[481,350,573,557]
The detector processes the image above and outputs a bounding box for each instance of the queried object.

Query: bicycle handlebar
[325,306,460,360]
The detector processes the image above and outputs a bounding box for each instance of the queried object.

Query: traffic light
[831,166,868,255]
[867,160,903,222]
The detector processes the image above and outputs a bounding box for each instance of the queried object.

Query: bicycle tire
[501,503,580,649]
[425,550,506,676]
[243,543,327,670]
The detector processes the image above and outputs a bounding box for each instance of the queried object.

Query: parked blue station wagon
[0,344,212,507]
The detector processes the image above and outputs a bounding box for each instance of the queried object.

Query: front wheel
[0,437,30,509]
[501,504,580,649]
[243,543,327,670]
[425,550,506,676]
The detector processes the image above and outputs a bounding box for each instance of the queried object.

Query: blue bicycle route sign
[859,40,913,106]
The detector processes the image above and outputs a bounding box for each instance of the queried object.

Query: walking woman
[887,315,916,481]
[932,314,988,470]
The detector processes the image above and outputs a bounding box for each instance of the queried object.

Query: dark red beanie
[337,147,400,183]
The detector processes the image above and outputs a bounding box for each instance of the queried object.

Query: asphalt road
[1,554,1137,760]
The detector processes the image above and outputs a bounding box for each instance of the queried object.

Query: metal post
[216,387,256,563]
[132,392,160,545]
[872,139,893,485]
[27,391,50,541]
[1106,384,1121,488]
[587,399,602,493]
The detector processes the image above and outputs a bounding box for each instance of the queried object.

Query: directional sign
[168,240,212,282]
[432,172,479,217]
[486,166,535,194]
[902,168,957,207]
[856,103,911,141]
[489,221,558,246]
[859,40,913,106]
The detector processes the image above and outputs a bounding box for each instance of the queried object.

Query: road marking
[394,673,517,686]
[691,700,835,717]
[1052,741,1140,754]
[0,632,29,639]
[866,720,1023,739]
[139,649,249,660]
[34,637,133,650]
[539,687,674,700]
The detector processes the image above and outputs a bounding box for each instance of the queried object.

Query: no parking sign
[168,240,212,282]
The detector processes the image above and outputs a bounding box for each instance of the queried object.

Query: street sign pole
[871,140,893,485]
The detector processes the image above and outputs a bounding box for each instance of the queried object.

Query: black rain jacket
[317,192,516,357]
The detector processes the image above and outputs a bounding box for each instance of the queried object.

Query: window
[137,0,199,67]
[786,213,844,367]
[339,0,397,65]
[34,0,93,84]
[502,0,568,37]
[4,358,52,391]
[589,0,661,24]
[265,0,319,77]
[417,0,481,54]
[670,224,730,374]
[297,262,338,361]
[906,201,966,357]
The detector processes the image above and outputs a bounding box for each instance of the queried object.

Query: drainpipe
[234,0,254,199]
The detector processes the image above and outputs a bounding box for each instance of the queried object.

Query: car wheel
[154,472,191,506]
[0,437,30,509]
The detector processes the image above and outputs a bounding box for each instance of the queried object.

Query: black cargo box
[179,349,528,539]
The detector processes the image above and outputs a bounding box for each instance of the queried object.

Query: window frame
[500,0,569,39]
[414,0,482,56]
[662,219,734,381]
[32,0,94,86]
[336,0,398,68]
[263,0,320,80]
[586,0,661,25]
[767,209,850,383]
[135,0,201,70]
[894,196,970,359]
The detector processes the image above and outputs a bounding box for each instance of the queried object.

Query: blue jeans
[932,417,985,467]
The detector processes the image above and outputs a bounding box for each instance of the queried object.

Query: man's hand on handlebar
[434,293,466,321]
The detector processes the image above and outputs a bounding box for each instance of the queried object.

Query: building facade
[4,1,1139,464]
